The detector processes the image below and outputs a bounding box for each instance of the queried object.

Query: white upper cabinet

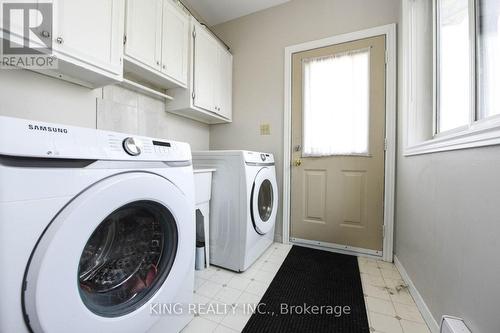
[161,0,189,85]
[166,22,233,124]
[192,23,233,121]
[217,48,233,120]
[124,0,189,88]
[53,0,123,76]
[124,0,163,72]
[193,26,218,112]
[21,0,125,87]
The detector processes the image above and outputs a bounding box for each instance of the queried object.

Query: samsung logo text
[28,124,68,134]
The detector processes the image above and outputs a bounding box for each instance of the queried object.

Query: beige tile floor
[182,243,430,333]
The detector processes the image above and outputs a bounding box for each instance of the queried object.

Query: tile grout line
[359,257,431,333]
[187,244,293,332]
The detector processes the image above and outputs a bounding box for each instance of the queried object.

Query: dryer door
[23,172,194,333]
[250,167,278,235]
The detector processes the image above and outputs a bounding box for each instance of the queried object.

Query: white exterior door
[124,0,163,71]
[53,0,124,75]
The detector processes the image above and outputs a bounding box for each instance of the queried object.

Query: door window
[257,179,274,222]
[302,48,370,156]
[78,200,177,317]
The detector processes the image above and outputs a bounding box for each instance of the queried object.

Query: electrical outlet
[260,124,271,135]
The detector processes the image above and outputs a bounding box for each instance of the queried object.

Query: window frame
[404,0,500,156]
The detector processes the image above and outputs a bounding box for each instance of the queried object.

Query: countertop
[193,168,216,174]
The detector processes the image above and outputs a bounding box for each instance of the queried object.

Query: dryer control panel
[0,116,191,162]
[244,151,275,165]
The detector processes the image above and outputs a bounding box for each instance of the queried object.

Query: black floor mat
[242,246,369,333]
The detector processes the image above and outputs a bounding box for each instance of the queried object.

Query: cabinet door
[217,48,233,120]
[193,25,218,112]
[161,0,189,86]
[0,1,46,49]
[53,0,124,75]
[124,0,162,71]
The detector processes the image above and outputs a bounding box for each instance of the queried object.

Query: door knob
[293,159,302,167]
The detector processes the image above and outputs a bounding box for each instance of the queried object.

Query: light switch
[260,124,271,135]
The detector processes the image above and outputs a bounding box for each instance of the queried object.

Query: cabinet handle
[162,65,166,69]
[41,30,50,38]
[156,61,160,66]
[56,36,64,44]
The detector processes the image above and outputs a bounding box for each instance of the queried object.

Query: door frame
[282,24,397,262]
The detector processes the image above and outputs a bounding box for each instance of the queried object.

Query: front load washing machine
[192,151,278,272]
[0,116,195,333]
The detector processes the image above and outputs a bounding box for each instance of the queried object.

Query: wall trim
[405,117,500,156]
[394,256,440,333]
[282,23,397,262]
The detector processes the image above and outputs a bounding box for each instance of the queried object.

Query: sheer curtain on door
[302,48,370,157]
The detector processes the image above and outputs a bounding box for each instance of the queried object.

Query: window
[437,0,471,133]
[302,48,370,156]
[435,0,500,132]
[477,0,500,119]
[404,0,500,155]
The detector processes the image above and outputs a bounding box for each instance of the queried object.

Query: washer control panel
[152,140,171,154]
[0,116,191,162]
[123,137,142,156]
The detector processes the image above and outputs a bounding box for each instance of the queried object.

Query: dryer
[0,116,195,333]
[192,151,278,272]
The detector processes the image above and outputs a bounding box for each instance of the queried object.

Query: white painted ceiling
[182,0,291,26]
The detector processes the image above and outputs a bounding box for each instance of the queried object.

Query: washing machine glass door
[23,172,194,333]
[251,167,278,235]
[77,200,177,317]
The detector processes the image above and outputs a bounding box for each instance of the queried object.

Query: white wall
[0,70,210,150]
[395,2,500,332]
[395,146,500,333]
[98,85,210,149]
[0,70,100,128]
[210,0,401,240]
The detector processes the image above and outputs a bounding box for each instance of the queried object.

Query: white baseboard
[394,256,440,333]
